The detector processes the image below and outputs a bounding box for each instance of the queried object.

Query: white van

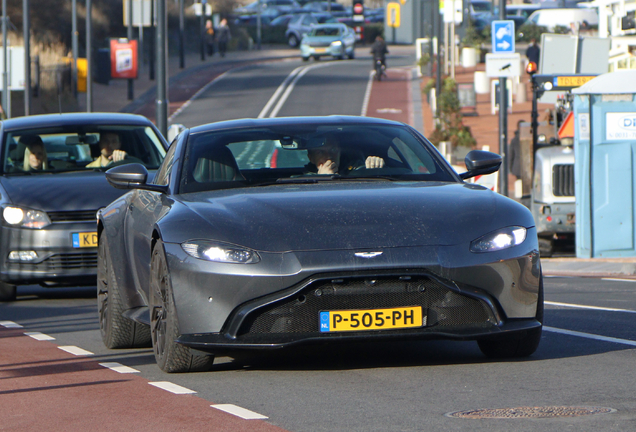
[525,8,598,31]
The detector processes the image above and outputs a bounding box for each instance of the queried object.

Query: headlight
[2,206,51,229]
[181,241,260,264]
[331,40,343,47]
[470,226,527,253]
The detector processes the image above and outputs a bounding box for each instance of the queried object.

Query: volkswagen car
[0,113,168,301]
[98,116,543,373]
[300,23,356,61]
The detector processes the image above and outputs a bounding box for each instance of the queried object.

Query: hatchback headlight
[181,241,260,264]
[470,227,527,253]
[331,40,343,47]
[2,206,51,229]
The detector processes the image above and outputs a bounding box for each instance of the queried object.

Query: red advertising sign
[110,39,138,79]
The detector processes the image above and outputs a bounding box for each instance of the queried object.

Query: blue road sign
[491,20,515,54]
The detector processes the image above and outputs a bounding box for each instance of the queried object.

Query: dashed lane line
[24,332,55,341]
[545,301,636,314]
[99,362,140,374]
[0,321,23,328]
[149,381,197,394]
[602,278,636,283]
[58,346,94,356]
[211,404,269,420]
[544,326,636,347]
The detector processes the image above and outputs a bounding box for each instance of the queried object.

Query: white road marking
[211,404,268,420]
[24,332,55,341]
[149,381,196,394]
[602,278,636,283]
[99,362,140,374]
[258,65,304,118]
[544,326,636,347]
[0,321,23,328]
[545,301,636,314]
[268,62,332,118]
[58,345,94,356]
[361,70,374,116]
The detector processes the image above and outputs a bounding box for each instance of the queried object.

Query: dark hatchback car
[98,116,543,373]
[0,113,167,301]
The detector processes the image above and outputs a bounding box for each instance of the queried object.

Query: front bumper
[0,221,98,285]
[301,43,344,58]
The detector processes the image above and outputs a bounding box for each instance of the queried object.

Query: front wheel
[288,34,299,48]
[150,241,215,373]
[0,281,16,302]
[302,56,309,62]
[477,274,544,358]
[98,233,151,349]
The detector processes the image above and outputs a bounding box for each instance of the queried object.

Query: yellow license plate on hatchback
[314,48,327,53]
[320,306,424,332]
[72,232,98,248]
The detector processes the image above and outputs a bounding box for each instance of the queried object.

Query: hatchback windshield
[2,125,166,174]
[180,124,456,193]
[311,26,341,36]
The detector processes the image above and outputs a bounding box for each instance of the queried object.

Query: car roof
[0,112,156,132]
[189,116,405,134]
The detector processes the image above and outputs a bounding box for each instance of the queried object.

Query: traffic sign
[485,53,521,77]
[491,20,515,54]
[353,3,363,14]
[387,2,400,28]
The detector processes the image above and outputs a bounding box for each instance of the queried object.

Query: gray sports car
[0,113,168,301]
[98,116,543,373]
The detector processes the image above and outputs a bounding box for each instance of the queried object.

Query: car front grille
[238,276,496,336]
[309,41,332,48]
[11,252,98,270]
[552,164,574,197]
[48,210,98,223]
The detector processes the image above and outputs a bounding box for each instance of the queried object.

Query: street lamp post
[86,0,92,112]
[72,0,78,99]
[2,0,8,117]
[497,0,509,197]
[179,0,185,68]
[156,0,168,137]
[23,0,30,115]
[127,0,134,100]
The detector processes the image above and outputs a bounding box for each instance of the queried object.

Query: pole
[450,21,455,79]
[149,0,155,80]
[127,0,134,100]
[179,0,185,68]
[256,0,262,50]
[200,2,205,61]
[2,0,8,117]
[156,0,168,138]
[497,0,508,196]
[86,0,92,112]
[435,0,442,119]
[72,0,78,99]
[23,0,30,116]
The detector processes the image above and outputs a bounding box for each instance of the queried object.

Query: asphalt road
[2,54,636,431]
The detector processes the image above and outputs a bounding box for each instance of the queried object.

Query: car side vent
[552,164,574,197]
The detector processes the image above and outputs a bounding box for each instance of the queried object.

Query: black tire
[288,34,299,48]
[150,241,215,373]
[348,49,355,60]
[313,56,320,61]
[98,233,151,349]
[0,281,16,302]
[302,56,309,62]
[477,274,544,359]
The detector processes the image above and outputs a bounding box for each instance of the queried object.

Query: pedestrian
[526,38,540,68]
[216,18,231,58]
[204,19,216,57]
[509,120,524,180]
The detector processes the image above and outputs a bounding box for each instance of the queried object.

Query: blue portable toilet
[572,71,636,258]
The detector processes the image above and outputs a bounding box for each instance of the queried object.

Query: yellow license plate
[556,76,595,88]
[320,306,424,332]
[72,232,98,248]
[314,48,327,53]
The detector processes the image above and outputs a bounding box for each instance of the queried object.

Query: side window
[154,142,177,186]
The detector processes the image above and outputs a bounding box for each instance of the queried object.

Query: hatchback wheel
[0,281,16,302]
[288,34,299,47]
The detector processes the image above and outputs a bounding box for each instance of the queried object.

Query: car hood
[175,182,534,253]
[0,171,129,212]
[304,35,340,43]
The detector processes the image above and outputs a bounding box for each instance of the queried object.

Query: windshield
[2,125,166,174]
[179,124,457,194]
[311,26,341,36]
[471,1,491,12]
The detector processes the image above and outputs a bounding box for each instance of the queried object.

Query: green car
[300,23,356,61]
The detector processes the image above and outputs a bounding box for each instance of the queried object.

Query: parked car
[524,7,598,31]
[286,12,337,47]
[269,13,298,27]
[235,0,301,15]
[300,23,356,60]
[0,113,168,302]
[98,115,543,373]
[302,1,346,13]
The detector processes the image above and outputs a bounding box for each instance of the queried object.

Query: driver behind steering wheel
[86,132,127,168]
[306,135,385,175]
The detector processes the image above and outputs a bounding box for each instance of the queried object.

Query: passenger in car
[21,135,48,171]
[306,135,385,175]
[86,132,127,168]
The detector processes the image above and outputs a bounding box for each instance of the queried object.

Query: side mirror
[459,150,502,180]
[105,163,167,193]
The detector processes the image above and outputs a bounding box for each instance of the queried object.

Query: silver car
[300,23,356,61]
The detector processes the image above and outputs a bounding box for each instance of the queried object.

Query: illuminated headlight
[181,241,260,264]
[331,40,343,47]
[2,206,51,229]
[8,251,38,261]
[470,227,527,253]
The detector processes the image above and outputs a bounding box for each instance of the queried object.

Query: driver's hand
[317,160,338,175]
[365,156,385,169]
[110,150,127,162]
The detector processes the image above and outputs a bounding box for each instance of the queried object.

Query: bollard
[474,71,489,94]
[516,81,527,103]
